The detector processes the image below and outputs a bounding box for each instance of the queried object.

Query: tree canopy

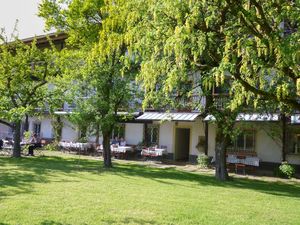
[40,0,139,167]
[39,0,299,177]
[0,38,60,157]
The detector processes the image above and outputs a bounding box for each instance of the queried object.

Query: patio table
[112,146,134,153]
[211,154,260,167]
[226,154,259,167]
[141,148,168,157]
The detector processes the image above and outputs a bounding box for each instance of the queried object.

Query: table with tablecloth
[226,154,259,167]
[141,148,168,157]
[211,154,259,166]
[59,142,91,153]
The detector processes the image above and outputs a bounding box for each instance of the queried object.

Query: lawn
[0,153,300,225]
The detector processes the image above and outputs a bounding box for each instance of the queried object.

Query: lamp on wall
[175,121,178,126]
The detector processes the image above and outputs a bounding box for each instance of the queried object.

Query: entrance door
[175,128,190,161]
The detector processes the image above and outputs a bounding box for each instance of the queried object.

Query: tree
[110,0,241,180]
[216,0,300,111]
[39,0,138,167]
[121,0,299,180]
[0,38,59,157]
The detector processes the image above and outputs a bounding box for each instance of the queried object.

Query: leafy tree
[0,38,59,157]
[216,0,300,111]
[122,0,299,180]
[112,0,240,180]
[39,0,138,167]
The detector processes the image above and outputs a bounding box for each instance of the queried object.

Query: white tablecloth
[227,154,259,167]
[112,146,134,153]
[141,148,168,157]
[59,142,91,151]
[211,154,260,167]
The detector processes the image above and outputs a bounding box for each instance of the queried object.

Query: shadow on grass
[39,220,73,225]
[39,217,156,225]
[0,155,300,200]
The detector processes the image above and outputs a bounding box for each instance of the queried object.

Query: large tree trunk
[215,126,229,181]
[52,115,62,143]
[12,120,22,158]
[95,124,100,145]
[80,125,87,141]
[102,132,112,168]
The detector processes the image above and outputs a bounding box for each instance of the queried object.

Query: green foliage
[216,0,300,111]
[0,35,61,155]
[44,142,60,151]
[277,162,296,179]
[40,0,140,167]
[197,154,210,169]
[0,38,59,123]
[23,131,31,141]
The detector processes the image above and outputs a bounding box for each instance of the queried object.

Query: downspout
[281,113,287,162]
[204,121,209,155]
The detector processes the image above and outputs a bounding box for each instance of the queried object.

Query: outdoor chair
[235,155,246,175]
[34,139,46,156]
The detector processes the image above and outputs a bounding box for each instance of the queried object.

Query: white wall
[40,118,53,139]
[256,127,282,163]
[61,119,79,141]
[158,121,174,153]
[176,119,205,156]
[0,124,12,139]
[207,123,216,158]
[28,116,53,139]
[125,123,144,145]
[157,119,205,156]
[205,122,286,164]
[286,154,300,165]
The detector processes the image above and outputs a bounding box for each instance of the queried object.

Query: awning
[117,112,141,117]
[54,111,73,115]
[204,113,280,122]
[54,111,141,116]
[136,112,201,121]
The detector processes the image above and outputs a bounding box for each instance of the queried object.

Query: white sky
[0,0,48,39]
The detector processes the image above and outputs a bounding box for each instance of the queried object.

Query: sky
[0,0,48,39]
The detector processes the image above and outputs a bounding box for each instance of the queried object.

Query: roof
[22,32,67,45]
[54,111,141,117]
[136,112,201,121]
[117,112,141,117]
[54,111,73,115]
[204,113,280,122]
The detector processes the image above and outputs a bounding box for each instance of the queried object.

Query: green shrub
[278,162,295,179]
[44,142,60,151]
[197,154,210,168]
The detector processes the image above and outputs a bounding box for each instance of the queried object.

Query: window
[146,124,159,145]
[227,130,255,152]
[33,122,41,136]
[112,124,125,139]
[287,128,300,154]
[294,134,300,154]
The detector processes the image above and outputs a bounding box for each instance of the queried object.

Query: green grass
[0,153,300,225]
